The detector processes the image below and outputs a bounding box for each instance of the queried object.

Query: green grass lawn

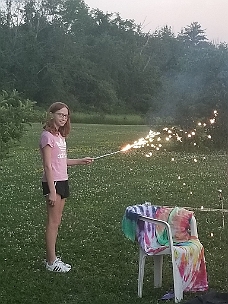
[0,123,227,304]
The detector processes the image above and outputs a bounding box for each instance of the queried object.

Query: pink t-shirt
[39,130,68,182]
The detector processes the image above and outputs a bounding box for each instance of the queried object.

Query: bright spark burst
[95,110,218,160]
[121,131,160,152]
[135,109,219,159]
[121,144,132,152]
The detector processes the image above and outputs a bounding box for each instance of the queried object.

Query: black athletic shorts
[42,180,70,199]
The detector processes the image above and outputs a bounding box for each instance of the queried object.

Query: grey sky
[85,0,228,43]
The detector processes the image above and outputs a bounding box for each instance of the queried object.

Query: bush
[0,90,36,159]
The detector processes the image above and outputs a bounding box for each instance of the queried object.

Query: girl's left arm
[67,157,94,166]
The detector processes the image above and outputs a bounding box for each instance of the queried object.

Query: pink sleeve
[40,131,54,149]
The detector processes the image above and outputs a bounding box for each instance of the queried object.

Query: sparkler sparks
[94,131,160,160]
[139,109,219,159]
[94,110,218,160]
[93,110,225,228]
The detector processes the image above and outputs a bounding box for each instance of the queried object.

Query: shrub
[0,90,35,159]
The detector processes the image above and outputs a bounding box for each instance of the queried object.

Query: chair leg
[153,255,163,287]
[172,259,183,303]
[138,248,146,297]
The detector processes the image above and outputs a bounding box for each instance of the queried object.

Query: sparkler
[183,189,226,229]
[93,143,134,160]
[93,150,123,160]
[94,110,218,160]
[184,206,228,213]
[94,131,160,160]
[218,189,225,228]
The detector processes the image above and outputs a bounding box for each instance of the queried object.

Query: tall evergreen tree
[178,22,208,46]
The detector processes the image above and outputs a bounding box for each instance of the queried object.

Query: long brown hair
[44,102,71,137]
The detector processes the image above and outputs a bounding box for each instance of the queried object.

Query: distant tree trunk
[6,0,12,26]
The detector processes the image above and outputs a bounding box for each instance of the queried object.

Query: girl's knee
[47,216,62,228]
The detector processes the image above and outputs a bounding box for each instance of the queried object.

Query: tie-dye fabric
[122,203,208,292]
[155,206,194,245]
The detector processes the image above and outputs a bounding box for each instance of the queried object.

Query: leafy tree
[0,90,35,159]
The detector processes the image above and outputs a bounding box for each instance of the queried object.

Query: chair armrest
[138,215,175,252]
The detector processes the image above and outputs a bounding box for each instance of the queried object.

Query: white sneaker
[56,257,71,269]
[46,258,71,273]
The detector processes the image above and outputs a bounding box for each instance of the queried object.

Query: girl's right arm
[42,144,56,206]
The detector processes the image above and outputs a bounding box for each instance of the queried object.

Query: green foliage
[0,124,227,303]
[0,0,228,129]
[0,89,35,159]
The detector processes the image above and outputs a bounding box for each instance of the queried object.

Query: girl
[39,102,93,272]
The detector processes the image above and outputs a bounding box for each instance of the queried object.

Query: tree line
[0,0,228,152]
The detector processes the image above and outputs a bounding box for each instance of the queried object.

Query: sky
[85,0,228,44]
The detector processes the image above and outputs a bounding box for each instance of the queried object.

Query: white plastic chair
[137,214,198,303]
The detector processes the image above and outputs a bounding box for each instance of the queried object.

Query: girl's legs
[45,194,65,264]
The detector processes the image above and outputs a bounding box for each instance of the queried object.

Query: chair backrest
[129,205,198,254]
[123,204,198,253]
[138,215,174,255]
[189,216,198,238]
[138,214,198,252]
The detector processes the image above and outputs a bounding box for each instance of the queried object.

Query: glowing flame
[121,144,132,152]
[120,131,161,153]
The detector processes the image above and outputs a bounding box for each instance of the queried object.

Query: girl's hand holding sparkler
[67,157,94,166]
[80,157,94,165]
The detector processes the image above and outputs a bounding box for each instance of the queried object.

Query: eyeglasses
[55,112,69,119]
